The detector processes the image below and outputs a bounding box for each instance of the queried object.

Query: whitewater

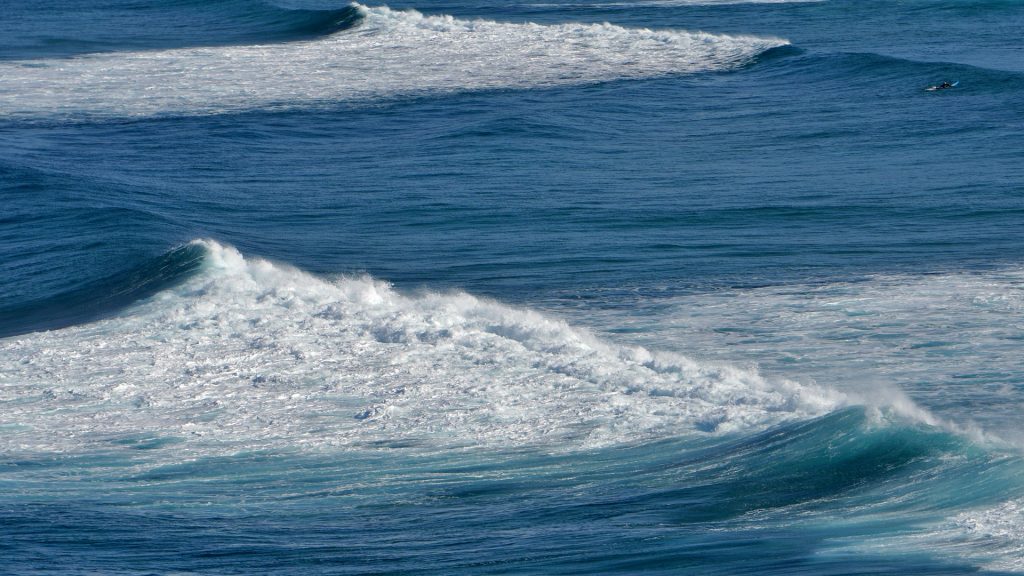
[2,240,842,456]
[0,3,785,120]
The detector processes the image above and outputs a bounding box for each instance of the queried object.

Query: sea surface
[2,0,1024,573]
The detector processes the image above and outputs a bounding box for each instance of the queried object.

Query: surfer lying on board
[927,80,957,91]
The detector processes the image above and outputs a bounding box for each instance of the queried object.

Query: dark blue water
[3,0,1024,573]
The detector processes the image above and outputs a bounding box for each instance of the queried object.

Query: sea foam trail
[580,264,1024,443]
[0,240,838,458]
[0,3,787,120]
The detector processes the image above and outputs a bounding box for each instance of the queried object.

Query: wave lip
[232,3,365,40]
[0,3,788,120]
[0,239,837,458]
[0,242,204,339]
[0,1,365,60]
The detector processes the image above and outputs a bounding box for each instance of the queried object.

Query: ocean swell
[0,3,788,120]
[5,241,1022,572]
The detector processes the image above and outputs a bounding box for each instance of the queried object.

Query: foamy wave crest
[0,4,786,120]
[590,266,1024,440]
[0,240,837,458]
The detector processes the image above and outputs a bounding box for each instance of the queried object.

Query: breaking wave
[4,242,1022,571]
[0,240,839,458]
[0,3,787,120]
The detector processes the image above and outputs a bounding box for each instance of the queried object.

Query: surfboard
[926,80,959,91]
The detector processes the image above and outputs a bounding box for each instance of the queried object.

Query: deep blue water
[2,0,1024,573]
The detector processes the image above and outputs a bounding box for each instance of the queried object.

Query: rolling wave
[745,47,1024,99]
[0,0,364,60]
[105,0,363,41]
[759,47,1024,83]
[0,3,787,121]
[4,241,1023,570]
[0,160,189,333]
[0,242,203,339]
[0,240,839,459]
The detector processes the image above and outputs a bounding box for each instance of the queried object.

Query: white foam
[0,240,837,459]
[569,268,1024,440]
[853,497,1024,573]
[946,498,1024,572]
[0,4,787,120]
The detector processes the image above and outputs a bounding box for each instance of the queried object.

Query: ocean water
[2,0,1024,573]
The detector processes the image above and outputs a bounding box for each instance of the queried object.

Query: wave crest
[0,240,838,458]
[0,3,787,120]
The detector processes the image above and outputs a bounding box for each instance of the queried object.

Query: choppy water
[2,0,1024,573]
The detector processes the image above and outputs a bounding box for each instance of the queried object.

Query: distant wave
[0,1,365,60]
[238,2,364,39]
[0,3,787,120]
[752,48,1024,93]
[120,0,364,41]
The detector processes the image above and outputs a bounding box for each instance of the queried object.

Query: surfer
[926,80,957,91]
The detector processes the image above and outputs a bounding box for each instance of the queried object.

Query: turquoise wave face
[2,404,1022,574]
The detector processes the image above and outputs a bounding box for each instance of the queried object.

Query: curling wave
[0,241,203,338]
[0,1,365,60]
[0,3,787,120]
